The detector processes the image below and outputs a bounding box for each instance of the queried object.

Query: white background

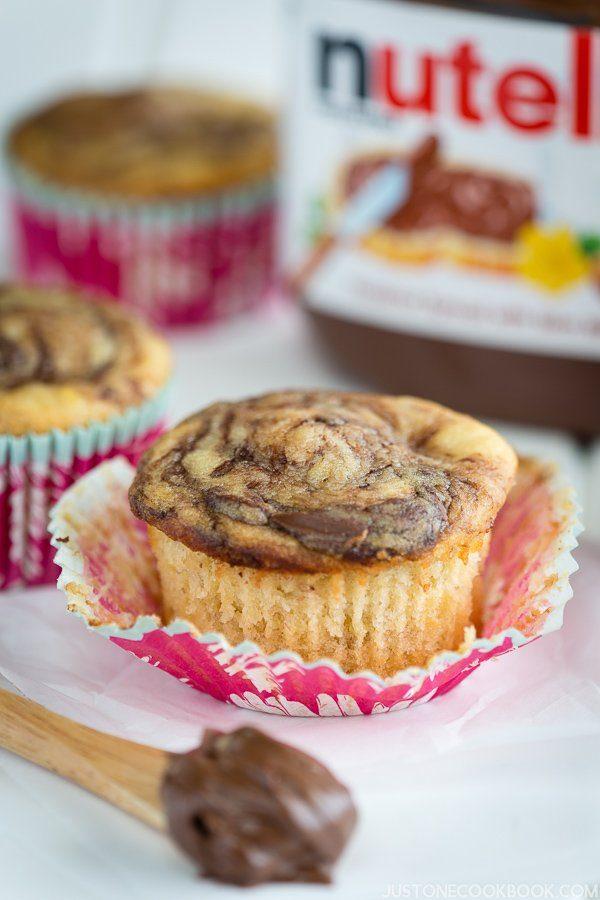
[0,2,598,898]
[0,0,598,534]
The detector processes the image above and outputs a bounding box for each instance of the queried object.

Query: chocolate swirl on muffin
[0,284,171,435]
[130,390,515,572]
[0,288,116,389]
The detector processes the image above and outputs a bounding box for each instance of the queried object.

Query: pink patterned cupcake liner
[0,392,167,590]
[49,456,580,716]
[7,162,276,327]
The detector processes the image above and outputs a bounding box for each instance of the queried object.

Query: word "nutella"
[285,0,600,433]
[318,30,594,136]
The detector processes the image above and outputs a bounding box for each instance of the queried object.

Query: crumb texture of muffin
[0,283,171,435]
[130,390,517,676]
[8,87,276,198]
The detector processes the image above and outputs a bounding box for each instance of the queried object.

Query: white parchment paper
[1,544,599,768]
[0,544,599,898]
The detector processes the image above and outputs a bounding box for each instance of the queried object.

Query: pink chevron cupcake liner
[0,396,167,591]
[49,456,580,717]
[8,166,276,328]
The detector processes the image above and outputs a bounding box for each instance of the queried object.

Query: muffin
[6,87,277,326]
[0,282,171,588]
[129,390,516,677]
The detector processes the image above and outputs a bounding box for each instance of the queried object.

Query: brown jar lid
[404,0,599,25]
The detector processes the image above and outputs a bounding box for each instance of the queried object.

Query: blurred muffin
[6,87,277,326]
[8,87,275,198]
[0,282,171,588]
[129,390,516,677]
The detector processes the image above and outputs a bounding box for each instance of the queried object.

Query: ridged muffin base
[150,527,489,677]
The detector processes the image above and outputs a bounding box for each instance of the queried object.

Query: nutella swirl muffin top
[8,87,276,198]
[0,284,171,435]
[130,390,517,571]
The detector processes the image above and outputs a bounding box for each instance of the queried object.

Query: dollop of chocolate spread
[345,134,535,243]
[0,284,116,389]
[130,390,468,570]
[161,727,357,886]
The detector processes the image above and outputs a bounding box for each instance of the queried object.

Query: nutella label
[284,0,600,361]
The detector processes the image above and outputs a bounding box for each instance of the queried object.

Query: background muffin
[0,282,170,588]
[6,86,277,326]
[130,390,516,677]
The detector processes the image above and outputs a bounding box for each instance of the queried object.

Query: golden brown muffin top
[0,284,171,435]
[8,87,276,198]
[130,390,517,572]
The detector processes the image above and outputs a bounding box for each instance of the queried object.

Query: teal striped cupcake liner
[0,385,169,589]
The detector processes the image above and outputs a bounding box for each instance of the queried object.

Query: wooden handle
[288,233,337,295]
[0,688,168,830]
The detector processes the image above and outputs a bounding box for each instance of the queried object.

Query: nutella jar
[284,0,600,433]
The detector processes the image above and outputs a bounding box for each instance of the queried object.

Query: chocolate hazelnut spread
[161,727,357,886]
[286,0,600,433]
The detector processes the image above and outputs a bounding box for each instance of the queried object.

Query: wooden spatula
[0,687,167,829]
[0,688,357,886]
